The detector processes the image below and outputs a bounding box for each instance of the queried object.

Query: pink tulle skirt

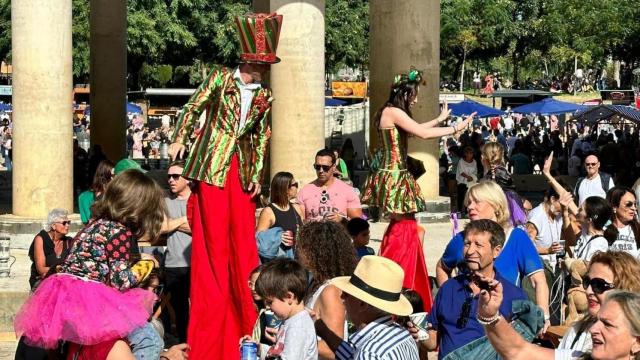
[14,273,156,349]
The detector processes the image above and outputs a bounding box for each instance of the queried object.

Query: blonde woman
[435,180,551,331]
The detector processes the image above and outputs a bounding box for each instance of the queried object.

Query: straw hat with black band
[332,255,413,316]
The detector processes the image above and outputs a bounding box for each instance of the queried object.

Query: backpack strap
[599,172,612,192]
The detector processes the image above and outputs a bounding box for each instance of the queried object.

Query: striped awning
[572,104,640,125]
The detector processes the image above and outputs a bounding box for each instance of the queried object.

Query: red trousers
[380,219,433,312]
[186,156,258,359]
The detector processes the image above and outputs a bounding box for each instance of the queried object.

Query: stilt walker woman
[361,68,475,310]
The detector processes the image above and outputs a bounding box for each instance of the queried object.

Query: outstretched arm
[542,152,579,215]
[389,107,474,140]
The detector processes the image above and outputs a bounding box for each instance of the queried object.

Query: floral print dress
[58,218,140,290]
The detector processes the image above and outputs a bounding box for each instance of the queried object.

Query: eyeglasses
[583,277,615,295]
[313,164,332,172]
[289,182,298,188]
[585,162,599,167]
[623,201,637,209]
[167,174,182,180]
[57,221,71,226]
[456,294,473,328]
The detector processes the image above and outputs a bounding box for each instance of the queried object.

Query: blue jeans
[128,322,164,360]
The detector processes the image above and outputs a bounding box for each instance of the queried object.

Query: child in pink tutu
[14,170,167,359]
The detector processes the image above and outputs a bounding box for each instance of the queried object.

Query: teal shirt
[78,190,95,224]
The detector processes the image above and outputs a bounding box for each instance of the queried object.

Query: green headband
[393,66,423,87]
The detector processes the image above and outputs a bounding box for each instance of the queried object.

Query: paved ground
[0,220,459,358]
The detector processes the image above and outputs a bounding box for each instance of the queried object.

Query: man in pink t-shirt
[297,149,363,222]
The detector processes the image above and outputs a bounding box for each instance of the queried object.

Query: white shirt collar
[234,67,261,90]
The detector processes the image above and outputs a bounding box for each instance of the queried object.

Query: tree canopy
[0,0,637,89]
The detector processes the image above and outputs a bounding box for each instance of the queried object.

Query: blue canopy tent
[84,102,143,115]
[325,98,347,107]
[449,99,506,117]
[511,98,586,115]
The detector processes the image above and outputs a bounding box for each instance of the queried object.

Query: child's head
[401,289,425,314]
[255,258,308,319]
[249,264,267,303]
[346,217,370,248]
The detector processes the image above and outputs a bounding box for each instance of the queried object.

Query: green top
[337,158,349,180]
[78,190,95,224]
[361,127,426,214]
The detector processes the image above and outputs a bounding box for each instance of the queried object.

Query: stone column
[89,0,127,162]
[267,0,325,185]
[11,0,73,217]
[370,0,441,199]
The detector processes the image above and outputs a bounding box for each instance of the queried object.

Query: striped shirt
[336,316,419,360]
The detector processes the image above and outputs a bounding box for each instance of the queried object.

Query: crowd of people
[11,11,640,360]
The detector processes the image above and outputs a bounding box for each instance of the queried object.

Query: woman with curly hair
[360,67,474,310]
[296,221,357,359]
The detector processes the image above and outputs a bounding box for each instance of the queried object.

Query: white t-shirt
[576,174,614,205]
[503,117,514,130]
[574,232,608,261]
[527,204,563,267]
[261,310,318,360]
[609,224,638,258]
[555,349,585,360]
[558,324,592,354]
[456,159,477,185]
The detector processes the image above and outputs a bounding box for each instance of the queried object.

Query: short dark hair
[346,217,369,237]
[255,258,308,302]
[169,159,186,169]
[464,219,505,248]
[315,148,336,164]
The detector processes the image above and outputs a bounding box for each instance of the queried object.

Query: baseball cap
[114,159,147,175]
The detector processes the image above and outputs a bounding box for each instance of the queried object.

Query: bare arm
[529,270,550,333]
[33,235,49,277]
[435,259,453,287]
[255,207,275,232]
[161,216,189,235]
[387,107,473,140]
[316,285,346,359]
[542,152,578,215]
[346,207,363,220]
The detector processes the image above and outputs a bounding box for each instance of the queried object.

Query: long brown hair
[91,160,115,195]
[373,70,423,129]
[91,170,166,242]
[270,172,294,208]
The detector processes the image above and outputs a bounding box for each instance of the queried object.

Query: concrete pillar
[11,0,73,217]
[370,0,441,199]
[89,0,127,162]
[268,0,325,185]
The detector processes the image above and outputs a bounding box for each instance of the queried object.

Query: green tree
[0,0,9,63]
[325,0,369,75]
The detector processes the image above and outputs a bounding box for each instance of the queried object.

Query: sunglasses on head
[167,174,182,180]
[313,164,332,172]
[583,277,615,295]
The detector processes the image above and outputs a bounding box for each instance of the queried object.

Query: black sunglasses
[167,174,182,180]
[289,182,298,188]
[623,201,637,209]
[57,221,71,226]
[313,164,332,172]
[583,277,615,295]
[456,294,473,328]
